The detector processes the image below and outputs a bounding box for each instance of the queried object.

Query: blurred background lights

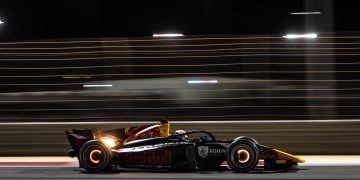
[187,80,218,84]
[62,75,92,79]
[282,33,318,39]
[82,84,113,87]
[153,33,184,37]
[290,11,321,15]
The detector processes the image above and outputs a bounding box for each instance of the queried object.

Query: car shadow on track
[79,166,306,174]
[247,167,306,174]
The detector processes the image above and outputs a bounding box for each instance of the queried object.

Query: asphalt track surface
[0,166,359,180]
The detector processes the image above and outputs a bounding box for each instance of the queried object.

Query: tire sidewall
[227,140,259,172]
[234,136,259,145]
[79,140,112,173]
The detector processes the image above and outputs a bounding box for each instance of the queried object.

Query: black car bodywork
[66,121,304,173]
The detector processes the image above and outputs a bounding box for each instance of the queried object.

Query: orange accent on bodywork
[274,149,305,163]
[159,123,171,136]
[276,159,287,164]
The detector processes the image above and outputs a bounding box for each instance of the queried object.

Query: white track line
[1,119,360,126]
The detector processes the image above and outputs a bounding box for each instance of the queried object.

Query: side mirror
[200,135,208,142]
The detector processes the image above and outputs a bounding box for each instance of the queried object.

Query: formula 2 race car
[66,119,304,173]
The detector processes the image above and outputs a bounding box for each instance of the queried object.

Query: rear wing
[65,129,95,157]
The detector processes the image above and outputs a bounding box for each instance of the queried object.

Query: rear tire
[79,140,112,173]
[226,140,259,172]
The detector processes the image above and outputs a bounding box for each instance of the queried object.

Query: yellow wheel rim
[89,149,102,164]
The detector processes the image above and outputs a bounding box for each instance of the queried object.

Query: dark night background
[0,0,360,156]
[0,0,357,41]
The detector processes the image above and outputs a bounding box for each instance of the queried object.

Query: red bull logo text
[125,149,172,165]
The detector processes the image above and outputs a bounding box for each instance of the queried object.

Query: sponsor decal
[209,148,226,154]
[125,149,172,165]
[198,146,226,158]
[124,126,163,143]
[139,128,162,139]
[197,146,209,158]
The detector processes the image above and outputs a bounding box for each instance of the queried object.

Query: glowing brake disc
[237,149,250,163]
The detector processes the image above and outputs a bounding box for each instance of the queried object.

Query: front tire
[234,136,258,145]
[79,140,112,173]
[226,140,259,172]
